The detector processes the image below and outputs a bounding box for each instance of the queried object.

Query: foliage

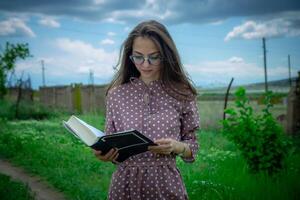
[0,173,35,200]
[0,99,60,120]
[222,87,290,175]
[0,42,31,99]
[0,116,299,200]
[0,116,111,200]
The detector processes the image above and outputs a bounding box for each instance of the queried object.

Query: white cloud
[185,57,293,86]
[0,18,35,37]
[124,27,130,32]
[228,56,244,63]
[105,5,173,23]
[54,38,118,78]
[1,0,300,25]
[101,38,115,45]
[225,14,300,41]
[210,20,224,26]
[107,31,116,36]
[93,0,106,5]
[13,39,118,87]
[38,17,60,28]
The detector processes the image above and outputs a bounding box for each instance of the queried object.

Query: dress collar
[129,77,162,88]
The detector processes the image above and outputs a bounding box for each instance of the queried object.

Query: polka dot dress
[105,77,200,200]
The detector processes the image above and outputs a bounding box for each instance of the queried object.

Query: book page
[63,121,80,139]
[64,116,104,146]
[74,117,105,138]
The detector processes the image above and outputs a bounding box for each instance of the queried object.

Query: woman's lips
[141,69,152,73]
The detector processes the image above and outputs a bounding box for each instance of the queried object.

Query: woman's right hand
[93,148,119,163]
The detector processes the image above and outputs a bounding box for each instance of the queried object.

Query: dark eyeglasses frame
[129,55,162,66]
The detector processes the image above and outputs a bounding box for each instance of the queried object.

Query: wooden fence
[39,84,107,113]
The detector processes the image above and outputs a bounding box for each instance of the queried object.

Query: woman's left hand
[148,138,182,155]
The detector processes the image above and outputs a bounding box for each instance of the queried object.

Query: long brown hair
[106,20,197,101]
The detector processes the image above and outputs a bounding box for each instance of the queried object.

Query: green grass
[198,100,286,130]
[178,131,300,200]
[0,99,62,120]
[0,114,299,200]
[0,115,113,200]
[0,173,35,200]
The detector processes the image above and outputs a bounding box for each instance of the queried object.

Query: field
[198,100,287,130]
[0,98,299,200]
[0,173,34,200]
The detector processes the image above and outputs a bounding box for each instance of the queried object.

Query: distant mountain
[199,77,297,94]
[244,77,296,88]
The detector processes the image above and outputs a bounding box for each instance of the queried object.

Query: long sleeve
[105,93,117,135]
[180,98,200,163]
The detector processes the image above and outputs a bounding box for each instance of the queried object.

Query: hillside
[198,77,297,95]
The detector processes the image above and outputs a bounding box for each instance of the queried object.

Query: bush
[222,87,290,175]
[0,99,60,120]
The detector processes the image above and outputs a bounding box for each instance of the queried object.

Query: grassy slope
[0,113,299,200]
[0,173,35,200]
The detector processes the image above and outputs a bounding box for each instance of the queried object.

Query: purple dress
[105,77,200,200]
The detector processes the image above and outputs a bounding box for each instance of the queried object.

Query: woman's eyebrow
[132,50,160,56]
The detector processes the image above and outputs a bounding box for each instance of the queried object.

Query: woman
[94,20,200,200]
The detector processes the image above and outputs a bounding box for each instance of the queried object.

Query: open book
[63,115,156,162]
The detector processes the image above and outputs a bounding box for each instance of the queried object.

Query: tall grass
[0,115,299,200]
[178,131,300,200]
[0,173,35,200]
[0,99,61,120]
[198,100,286,130]
[0,116,113,200]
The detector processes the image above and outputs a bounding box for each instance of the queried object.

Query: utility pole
[262,37,268,92]
[41,60,46,87]
[89,69,94,85]
[288,55,292,87]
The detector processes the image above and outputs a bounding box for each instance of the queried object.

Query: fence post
[286,71,300,135]
[223,78,234,120]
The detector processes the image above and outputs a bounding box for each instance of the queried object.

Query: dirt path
[0,159,66,200]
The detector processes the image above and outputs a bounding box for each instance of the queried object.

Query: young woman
[94,20,200,200]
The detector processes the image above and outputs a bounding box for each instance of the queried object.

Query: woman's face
[131,36,162,84]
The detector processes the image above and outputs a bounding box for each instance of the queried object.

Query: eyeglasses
[129,54,162,66]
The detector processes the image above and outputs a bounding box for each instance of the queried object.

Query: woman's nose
[142,58,150,67]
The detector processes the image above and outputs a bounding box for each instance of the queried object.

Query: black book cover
[91,130,157,162]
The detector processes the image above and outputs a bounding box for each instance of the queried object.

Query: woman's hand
[148,138,184,155]
[93,148,119,163]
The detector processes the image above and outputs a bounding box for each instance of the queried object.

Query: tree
[0,42,31,99]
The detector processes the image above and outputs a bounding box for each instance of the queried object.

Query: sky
[0,0,300,89]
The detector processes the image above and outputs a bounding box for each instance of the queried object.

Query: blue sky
[0,0,300,89]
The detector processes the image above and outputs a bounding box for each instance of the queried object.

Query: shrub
[0,99,60,120]
[222,87,290,175]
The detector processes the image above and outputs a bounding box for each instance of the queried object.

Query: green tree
[0,42,31,99]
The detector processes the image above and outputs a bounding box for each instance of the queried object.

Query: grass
[0,96,298,200]
[179,131,300,200]
[0,173,35,200]
[0,99,61,120]
[198,100,286,130]
[0,113,299,200]
[0,115,113,200]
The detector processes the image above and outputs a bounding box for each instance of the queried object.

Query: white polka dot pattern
[105,77,200,200]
